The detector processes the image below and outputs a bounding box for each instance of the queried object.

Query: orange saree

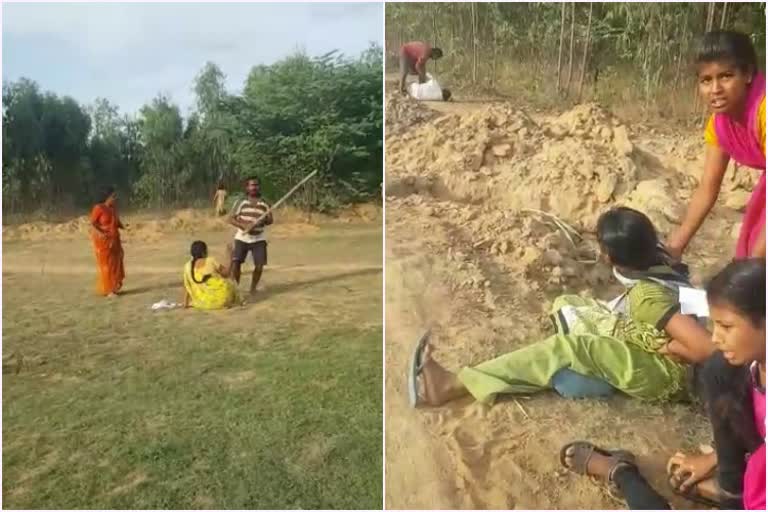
[90,203,125,295]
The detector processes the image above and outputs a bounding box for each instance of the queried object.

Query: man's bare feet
[417,344,469,406]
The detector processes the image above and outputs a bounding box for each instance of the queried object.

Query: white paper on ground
[679,287,709,317]
[151,299,181,311]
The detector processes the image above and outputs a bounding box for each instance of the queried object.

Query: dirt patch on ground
[386,92,439,136]
[385,99,753,509]
[2,206,384,243]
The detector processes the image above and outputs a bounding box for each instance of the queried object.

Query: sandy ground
[384,93,756,509]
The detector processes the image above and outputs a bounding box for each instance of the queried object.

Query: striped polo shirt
[232,197,270,244]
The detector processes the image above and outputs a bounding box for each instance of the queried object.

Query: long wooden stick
[249,147,338,226]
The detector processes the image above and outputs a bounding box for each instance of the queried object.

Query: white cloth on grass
[408,73,444,101]
[151,299,182,311]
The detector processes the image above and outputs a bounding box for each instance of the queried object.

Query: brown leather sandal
[559,441,637,483]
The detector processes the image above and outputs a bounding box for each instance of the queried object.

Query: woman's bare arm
[662,313,715,364]
[667,145,730,258]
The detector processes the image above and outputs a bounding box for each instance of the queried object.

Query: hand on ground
[667,450,717,491]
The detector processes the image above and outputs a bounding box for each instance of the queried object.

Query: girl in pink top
[668,31,766,260]
[561,260,764,510]
[672,259,765,509]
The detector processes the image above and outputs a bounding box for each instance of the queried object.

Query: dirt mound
[384,102,752,306]
[3,208,323,242]
[387,102,705,239]
[385,92,438,135]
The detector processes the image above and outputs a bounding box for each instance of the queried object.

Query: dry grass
[3,219,383,509]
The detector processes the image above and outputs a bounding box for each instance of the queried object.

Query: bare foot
[667,451,717,491]
[418,344,469,406]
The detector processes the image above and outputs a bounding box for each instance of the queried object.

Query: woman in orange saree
[90,186,125,297]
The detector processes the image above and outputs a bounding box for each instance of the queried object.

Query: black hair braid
[189,241,211,284]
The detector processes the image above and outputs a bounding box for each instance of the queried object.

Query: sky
[2,2,383,116]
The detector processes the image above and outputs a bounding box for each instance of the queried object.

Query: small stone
[543,249,563,266]
[596,175,618,203]
[613,125,634,155]
[725,190,750,211]
[492,143,512,157]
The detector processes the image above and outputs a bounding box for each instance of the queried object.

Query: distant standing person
[213,181,228,216]
[228,176,273,297]
[399,41,443,94]
[90,185,125,298]
[667,31,766,259]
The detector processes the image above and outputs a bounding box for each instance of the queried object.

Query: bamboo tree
[565,2,576,96]
[471,2,478,84]
[706,2,715,31]
[720,2,728,28]
[577,3,593,101]
[556,2,566,93]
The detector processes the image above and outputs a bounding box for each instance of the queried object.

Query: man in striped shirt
[228,176,273,296]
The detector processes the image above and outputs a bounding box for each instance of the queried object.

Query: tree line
[2,44,382,216]
[386,3,765,117]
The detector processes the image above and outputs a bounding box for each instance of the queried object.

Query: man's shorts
[232,240,267,267]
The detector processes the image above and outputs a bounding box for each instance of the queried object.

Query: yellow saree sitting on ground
[183,257,239,310]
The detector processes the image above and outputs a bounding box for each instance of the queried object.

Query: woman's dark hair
[246,175,260,184]
[703,260,765,456]
[695,30,758,76]
[442,88,452,101]
[217,180,225,189]
[706,258,766,327]
[431,47,444,59]
[189,240,210,284]
[99,185,116,203]
[597,207,661,270]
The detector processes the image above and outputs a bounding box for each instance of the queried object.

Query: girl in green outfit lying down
[411,207,716,407]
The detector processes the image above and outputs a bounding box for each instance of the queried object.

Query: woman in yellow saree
[182,241,239,310]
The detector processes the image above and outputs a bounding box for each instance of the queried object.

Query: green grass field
[3,220,382,509]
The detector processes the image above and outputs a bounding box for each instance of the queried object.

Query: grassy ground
[3,221,382,509]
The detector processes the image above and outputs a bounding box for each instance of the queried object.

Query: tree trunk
[577,3,593,102]
[674,9,689,91]
[471,2,478,85]
[556,2,566,93]
[698,2,717,124]
[491,8,498,88]
[720,2,728,28]
[432,3,440,74]
[565,2,576,96]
